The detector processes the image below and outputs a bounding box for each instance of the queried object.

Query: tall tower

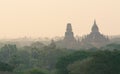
[61,23,78,49]
[64,23,75,40]
[91,20,99,33]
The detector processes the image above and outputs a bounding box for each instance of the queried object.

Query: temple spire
[94,19,96,25]
[92,20,99,33]
[66,23,72,32]
[64,23,74,40]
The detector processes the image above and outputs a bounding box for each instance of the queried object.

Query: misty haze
[0,0,120,74]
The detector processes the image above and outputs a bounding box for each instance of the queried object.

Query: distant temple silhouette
[55,20,109,49]
[56,23,79,49]
[81,20,109,48]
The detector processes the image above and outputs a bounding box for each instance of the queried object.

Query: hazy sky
[0,0,120,38]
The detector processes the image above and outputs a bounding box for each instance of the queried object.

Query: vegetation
[25,68,48,74]
[67,50,120,74]
[56,51,92,74]
[0,43,72,74]
[0,43,120,74]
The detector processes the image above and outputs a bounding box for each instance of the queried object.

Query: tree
[68,50,120,74]
[56,51,92,74]
[0,61,14,72]
[25,68,48,74]
[0,44,17,62]
[103,43,120,50]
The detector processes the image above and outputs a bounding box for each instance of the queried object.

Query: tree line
[0,42,120,74]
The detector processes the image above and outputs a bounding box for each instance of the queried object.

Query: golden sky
[0,0,120,38]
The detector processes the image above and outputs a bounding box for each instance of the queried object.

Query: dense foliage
[0,61,14,72]
[56,51,92,74]
[0,43,120,74]
[0,43,72,74]
[68,50,120,74]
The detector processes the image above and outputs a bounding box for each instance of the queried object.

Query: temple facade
[56,23,79,49]
[81,20,109,48]
[64,23,75,41]
[55,20,110,49]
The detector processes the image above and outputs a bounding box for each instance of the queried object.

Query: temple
[56,23,79,49]
[81,20,109,48]
[64,23,76,42]
[55,20,110,49]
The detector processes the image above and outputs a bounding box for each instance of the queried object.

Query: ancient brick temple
[81,20,109,48]
[55,20,109,49]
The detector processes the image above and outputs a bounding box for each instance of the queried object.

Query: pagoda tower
[64,23,75,41]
